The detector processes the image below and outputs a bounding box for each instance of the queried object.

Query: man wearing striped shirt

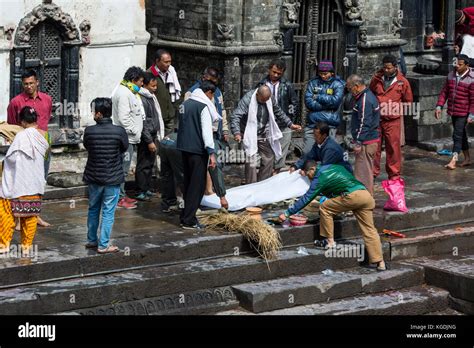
[346,74,381,195]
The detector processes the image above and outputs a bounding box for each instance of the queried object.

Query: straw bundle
[201,212,282,261]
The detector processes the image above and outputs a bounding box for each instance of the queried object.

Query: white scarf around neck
[189,88,222,123]
[244,90,283,159]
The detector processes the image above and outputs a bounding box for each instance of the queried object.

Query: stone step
[417,137,474,153]
[219,286,449,315]
[389,227,474,261]
[3,211,471,292]
[1,200,472,294]
[0,215,391,289]
[231,263,424,313]
[0,248,362,314]
[58,286,240,315]
[404,254,474,304]
[425,307,465,315]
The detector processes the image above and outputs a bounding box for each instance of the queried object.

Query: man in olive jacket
[148,49,182,135]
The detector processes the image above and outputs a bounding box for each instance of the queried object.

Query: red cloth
[149,65,159,77]
[7,92,52,131]
[374,118,402,180]
[436,70,474,117]
[369,69,413,120]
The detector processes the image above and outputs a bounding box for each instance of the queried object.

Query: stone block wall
[357,0,406,79]
[405,74,450,143]
[146,0,282,114]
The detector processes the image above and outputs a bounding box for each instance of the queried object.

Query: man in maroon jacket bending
[435,55,474,170]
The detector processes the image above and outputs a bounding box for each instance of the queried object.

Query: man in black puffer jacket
[83,97,129,254]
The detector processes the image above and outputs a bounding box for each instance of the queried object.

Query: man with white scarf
[148,49,182,136]
[230,85,302,184]
[177,81,219,230]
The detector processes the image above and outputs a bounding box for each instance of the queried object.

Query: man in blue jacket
[346,74,381,195]
[289,121,352,175]
[304,60,345,155]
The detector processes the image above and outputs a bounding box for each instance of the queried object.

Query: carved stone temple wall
[0,0,149,137]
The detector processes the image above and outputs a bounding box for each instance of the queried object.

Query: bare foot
[445,157,457,170]
[445,163,456,170]
[220,196,229,210]
[37,216,51,227]
[460,160,471,167]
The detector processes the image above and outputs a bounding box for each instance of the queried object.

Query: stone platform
[0,146,473,315]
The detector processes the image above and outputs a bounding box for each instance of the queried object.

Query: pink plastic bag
[382,178,408,213]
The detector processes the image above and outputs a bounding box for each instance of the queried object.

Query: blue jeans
[87,184,120,249]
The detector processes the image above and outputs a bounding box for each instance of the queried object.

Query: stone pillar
[425,0,434,35]
[282,28,294,80]
[345,20,364,77]
[438,0,456,75]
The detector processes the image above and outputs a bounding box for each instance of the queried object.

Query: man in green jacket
[279,160,386,271]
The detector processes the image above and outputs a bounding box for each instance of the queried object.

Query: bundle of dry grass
[201,212,282,261]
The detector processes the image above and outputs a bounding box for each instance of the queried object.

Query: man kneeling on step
[279,160,386,271]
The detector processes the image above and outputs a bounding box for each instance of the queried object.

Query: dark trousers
[209,137,226,198]
[180,151,208,226]
[135,140,157,193]
[452,116,469,154]
[159,142,184,209]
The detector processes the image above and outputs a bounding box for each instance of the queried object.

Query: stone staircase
[0,219,471,315]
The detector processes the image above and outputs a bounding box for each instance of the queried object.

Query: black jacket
[83,118,129,186]
[257,76,299,127]
[176,99,208,155]
[140,91,161,144]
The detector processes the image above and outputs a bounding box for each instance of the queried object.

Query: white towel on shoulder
[167,65,182,103]
[189,88,222,123]
[243,90,283,159]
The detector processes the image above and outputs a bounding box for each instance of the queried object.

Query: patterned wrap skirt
[10,195,42,217]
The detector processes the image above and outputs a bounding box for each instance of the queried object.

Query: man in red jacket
[369,55,413,181]
[436,54,474,170]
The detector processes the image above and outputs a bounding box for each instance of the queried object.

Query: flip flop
[437,149,452,156]
[97,245,119,254]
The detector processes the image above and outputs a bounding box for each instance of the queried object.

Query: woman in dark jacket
[304,60,345,155]
[83,97,128,253]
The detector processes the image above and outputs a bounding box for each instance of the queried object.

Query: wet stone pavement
[1,146,474,276]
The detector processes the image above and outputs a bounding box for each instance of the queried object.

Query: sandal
[97,245,119,254]
[377,261,389,272]
[314,239,337,249]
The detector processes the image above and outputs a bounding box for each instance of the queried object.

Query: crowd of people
[0,45,473,270]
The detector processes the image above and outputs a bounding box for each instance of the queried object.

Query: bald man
[230,86,302,183]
